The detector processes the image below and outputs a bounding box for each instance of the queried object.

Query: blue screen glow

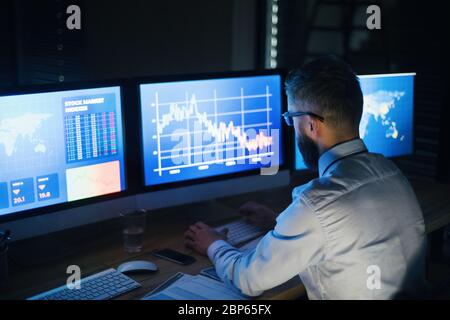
[140,75,284,186]
[295,73,415,170]
[0,86,126,217]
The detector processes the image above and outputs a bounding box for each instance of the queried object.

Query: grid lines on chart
[151,86,274,176]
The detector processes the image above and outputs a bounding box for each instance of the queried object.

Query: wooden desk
[1,177,449,300]
[0,199,305,300]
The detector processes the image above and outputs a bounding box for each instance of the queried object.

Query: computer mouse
[117,260,158,274]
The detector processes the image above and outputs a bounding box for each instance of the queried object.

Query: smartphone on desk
[152,249,196,265]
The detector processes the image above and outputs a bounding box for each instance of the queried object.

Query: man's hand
[184,222,228,255]
[238,201,277,231]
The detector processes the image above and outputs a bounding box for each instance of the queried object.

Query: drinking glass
[120,209,147,253]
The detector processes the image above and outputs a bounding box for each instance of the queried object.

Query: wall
[81,0,256,80]
[4,0,259,86]
[0,0,262,240]
[0,0,16,88]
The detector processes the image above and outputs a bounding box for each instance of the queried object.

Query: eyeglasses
[282,111,325,126]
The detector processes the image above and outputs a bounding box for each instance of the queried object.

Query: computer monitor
[295,73,415,170]
[0,85,127,221]
[137,72,289,209]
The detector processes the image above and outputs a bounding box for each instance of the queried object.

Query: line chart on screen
[151,87,274,175]
[139,75,283,186]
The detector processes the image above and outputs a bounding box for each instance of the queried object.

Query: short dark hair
[285,56,363,133]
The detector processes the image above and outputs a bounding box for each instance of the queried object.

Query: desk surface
[0,198,305,300]
[1,177,450,300]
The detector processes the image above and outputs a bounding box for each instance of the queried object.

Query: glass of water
[121,209,147,253]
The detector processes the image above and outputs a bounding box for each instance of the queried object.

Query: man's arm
[186,198,326,297]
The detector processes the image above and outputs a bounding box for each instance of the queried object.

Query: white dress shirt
[207,139,427,299]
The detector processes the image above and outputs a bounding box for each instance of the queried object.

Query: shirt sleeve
[207,197,326,297]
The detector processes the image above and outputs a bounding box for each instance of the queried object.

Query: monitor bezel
[134,69,291,193]
[0,80,131,223]
[293,72,417,172]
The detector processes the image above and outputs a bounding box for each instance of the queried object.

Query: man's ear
[294,116,321,139]
[307,117,321,139]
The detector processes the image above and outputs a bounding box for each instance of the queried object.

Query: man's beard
[297,131,320,172]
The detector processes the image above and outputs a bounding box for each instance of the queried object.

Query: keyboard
[28,268,141,300]
[215,219,264,246]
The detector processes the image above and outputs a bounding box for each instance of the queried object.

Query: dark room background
[0,0,449,181]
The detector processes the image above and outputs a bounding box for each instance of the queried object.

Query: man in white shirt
[184,56,427,299]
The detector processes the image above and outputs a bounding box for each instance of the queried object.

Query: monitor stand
[7,217,119,267]
[7,200,237,267]
[9,236,77,267]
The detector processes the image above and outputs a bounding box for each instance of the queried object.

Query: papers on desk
[141,273,248,300]
[200,266,221,282]
[142,236,263,300]
[198,236,263,282]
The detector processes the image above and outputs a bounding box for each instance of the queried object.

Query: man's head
[285,56,363,171]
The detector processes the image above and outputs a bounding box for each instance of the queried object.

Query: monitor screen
[0,86,126,218]
[139,75,283,187]
[295,73,415,170]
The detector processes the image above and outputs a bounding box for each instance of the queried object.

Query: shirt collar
[318,138,368,177]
